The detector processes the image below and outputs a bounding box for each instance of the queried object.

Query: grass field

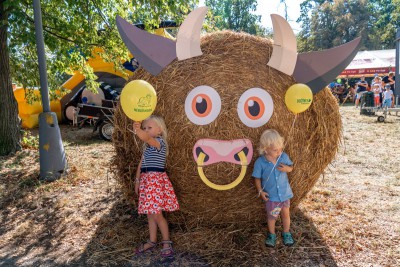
[0,106,399,266]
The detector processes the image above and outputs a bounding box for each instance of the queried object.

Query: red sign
[340,67,392,76]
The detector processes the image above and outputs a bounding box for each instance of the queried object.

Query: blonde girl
[133,115,179,259]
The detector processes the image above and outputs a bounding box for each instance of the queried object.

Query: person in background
[355,76,369,108]
[382,72,395,91]
[333,84,345,103]
[372,83,381,107]
[349,85,356,102]
[371,75,383,107]
[382,72,395,107]
[382,84,394,109]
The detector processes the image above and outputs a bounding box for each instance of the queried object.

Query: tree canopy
[1,0,198,155]
[297,0,400,52]
[205,0,270,36]
[7,0,198,92]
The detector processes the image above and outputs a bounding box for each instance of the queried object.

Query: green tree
[0,0,197,156]
[205,0,268,36]
[367,0,400,49]
[297,0,369,52]
[297,0,400,52]
[1,0,21,155]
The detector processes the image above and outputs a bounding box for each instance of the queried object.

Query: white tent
[339,49,395,77]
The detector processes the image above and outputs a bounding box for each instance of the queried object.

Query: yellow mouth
[196,151,248,190]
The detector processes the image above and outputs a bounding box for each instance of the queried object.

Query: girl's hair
[143,115,168,154]
[258,129,284,155]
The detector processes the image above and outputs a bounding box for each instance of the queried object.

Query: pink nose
[193,139,253,166]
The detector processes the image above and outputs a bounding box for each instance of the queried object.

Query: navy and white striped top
[141,137,166,172]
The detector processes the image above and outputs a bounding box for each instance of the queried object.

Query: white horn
[176,7,208,61]
[267,14,297,76]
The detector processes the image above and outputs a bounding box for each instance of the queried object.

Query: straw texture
[112,31,341,227]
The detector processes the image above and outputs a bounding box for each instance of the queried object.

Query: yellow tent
[14,28,175,128]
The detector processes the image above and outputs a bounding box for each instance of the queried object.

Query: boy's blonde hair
[143,115,168,154]
[258,129,284,155]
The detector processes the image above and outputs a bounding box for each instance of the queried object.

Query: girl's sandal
[160,240,174,259]
[135,240,157,255]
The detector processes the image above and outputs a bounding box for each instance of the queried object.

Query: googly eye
[185,85,221,125]
[237,88,273,128]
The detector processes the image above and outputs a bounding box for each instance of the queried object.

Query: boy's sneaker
[282,232,295,246]
[265,233,277,247]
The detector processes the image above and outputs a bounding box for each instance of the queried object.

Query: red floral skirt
[138,172,180,214]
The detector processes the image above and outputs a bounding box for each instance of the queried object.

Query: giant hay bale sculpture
[112,7,360,227]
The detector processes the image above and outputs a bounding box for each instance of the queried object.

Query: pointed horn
[116,16,177,76]
[176,7,208,60]
[267,14,297,75]
[293,37,362,94]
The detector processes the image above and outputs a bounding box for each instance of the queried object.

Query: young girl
[252,129,294,247]
[133,115,179,258]
[371,76,383,107]
[372,83,381,107]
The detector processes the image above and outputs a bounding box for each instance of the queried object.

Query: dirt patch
[0,106,399,266]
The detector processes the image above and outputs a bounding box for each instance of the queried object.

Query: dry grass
[0,106,399,266]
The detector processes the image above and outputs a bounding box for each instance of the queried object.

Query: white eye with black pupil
[185,85,221,125]
[237,88,274,128]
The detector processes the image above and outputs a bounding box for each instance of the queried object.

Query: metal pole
[395,28,400,106]
[33,0,50,112]
[33,0,67,181]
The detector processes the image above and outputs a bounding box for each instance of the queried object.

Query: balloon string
[128,126,145,184]
[285,113,297,147]
[258,113,297,197]
[127,127,141,151]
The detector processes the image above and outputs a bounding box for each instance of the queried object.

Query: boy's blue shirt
[252,152,293,202]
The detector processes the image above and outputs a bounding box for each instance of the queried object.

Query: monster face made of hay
[112,7,360,226]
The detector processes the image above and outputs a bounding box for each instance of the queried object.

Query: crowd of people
[329,72,396,108]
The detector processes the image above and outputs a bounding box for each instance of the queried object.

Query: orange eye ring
[237,88,273,128]
[244,96,265,120]
[192,93,212,117]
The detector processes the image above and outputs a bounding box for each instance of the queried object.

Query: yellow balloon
[120,80,157,121]
[284,83,313,114]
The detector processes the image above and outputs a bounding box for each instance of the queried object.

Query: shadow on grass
[0,168,76,266]
[0,128,110,267]
[0,170,113,267]
[0,176,338,267]
[59,124,108,147]
[28,124,107,147]
[0,126,337,266]
[68,201,338,267]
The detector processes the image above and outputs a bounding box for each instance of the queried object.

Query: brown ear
[293,38,362,94]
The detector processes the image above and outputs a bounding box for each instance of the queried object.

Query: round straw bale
[112,31,341,227]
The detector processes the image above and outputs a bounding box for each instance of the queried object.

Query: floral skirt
[138,171,180,214]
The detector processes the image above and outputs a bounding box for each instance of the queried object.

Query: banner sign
[340,67,393,76]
